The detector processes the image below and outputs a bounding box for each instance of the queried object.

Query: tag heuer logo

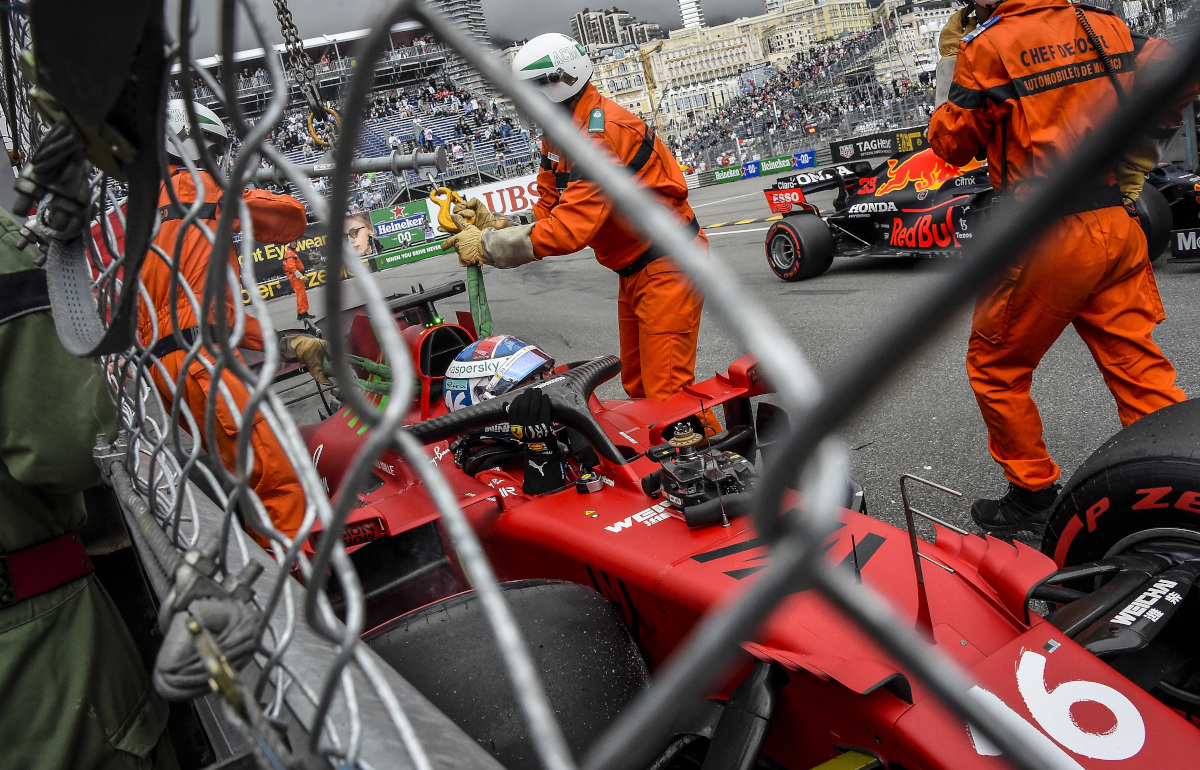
[840,146,855,158]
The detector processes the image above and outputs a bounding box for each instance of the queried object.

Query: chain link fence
[2,0,1199,768]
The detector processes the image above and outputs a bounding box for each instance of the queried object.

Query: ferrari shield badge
[588,108,605,133]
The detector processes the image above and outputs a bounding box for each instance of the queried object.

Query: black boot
[970,482,1061,538]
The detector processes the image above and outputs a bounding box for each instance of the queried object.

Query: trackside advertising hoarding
[717,153,816,184]
[759,155,794,174]
[457,173,541,216]
[714,166,742,183]
[241,197,451,304]
[793,150,816,169]
[830,126,929,162]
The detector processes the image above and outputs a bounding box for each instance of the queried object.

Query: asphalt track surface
[261,172,1200,540]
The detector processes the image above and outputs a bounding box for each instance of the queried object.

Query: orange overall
[139,169,309,540]
[532,84,709,405]
[927,0,1189,490]
[282,248,309,316]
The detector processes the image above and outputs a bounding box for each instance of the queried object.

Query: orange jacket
[139,169,307,350]
[282,250,305,277]
[927,0,1191,191]
[532,84,706,271]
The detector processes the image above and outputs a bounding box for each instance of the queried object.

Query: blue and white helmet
[443,335,555,413]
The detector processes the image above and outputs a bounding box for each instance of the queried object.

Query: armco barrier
[688,146,829,190]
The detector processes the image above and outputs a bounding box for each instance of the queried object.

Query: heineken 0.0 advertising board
[366,200,449,270]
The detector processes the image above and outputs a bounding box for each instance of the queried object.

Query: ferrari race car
[763,149,1196,281]
[294,284,1200,770]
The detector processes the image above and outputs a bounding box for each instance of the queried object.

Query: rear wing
[764,161,874,214]
[769,161,874,196]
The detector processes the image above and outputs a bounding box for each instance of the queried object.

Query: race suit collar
[570,83,604,128]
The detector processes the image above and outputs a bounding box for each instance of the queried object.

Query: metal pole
[253,146,446,185]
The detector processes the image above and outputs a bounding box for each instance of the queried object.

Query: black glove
[507,387,566,495]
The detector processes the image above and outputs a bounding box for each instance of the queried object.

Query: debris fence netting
[5,0,1198,768]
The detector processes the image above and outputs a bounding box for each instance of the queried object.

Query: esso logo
[771,191,802,204]
[967,650,1145,767]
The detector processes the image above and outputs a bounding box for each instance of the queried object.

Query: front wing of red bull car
[765,148,993,281]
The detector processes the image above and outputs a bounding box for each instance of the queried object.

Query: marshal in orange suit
[927,0,1192,536]
[140,101,309,543]
[452,34,712,425]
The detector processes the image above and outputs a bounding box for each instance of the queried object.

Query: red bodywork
[301,311,1200,768]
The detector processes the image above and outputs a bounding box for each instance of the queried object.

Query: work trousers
[617,258,721,433]
[153,350,306,542]
[967,208,1185,490]
[288,273,310,315]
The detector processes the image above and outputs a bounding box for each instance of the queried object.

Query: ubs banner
[830,126,929,163]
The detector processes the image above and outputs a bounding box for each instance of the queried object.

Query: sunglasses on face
[346,225,368,240]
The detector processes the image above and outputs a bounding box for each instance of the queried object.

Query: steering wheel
[406,356,629,465]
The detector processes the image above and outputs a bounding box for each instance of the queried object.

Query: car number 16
[967,650,1145,767]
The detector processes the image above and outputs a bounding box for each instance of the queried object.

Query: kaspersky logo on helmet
[522,43,585,71]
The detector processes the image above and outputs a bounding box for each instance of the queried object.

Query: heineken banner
[367,199,448,271]
[829,125,929,163]
[714,166,742,184]
[758,155,794,175]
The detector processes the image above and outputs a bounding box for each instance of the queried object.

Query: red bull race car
[763,149,1193,281]
[293,282,1200,770]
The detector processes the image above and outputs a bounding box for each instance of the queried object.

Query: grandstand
[673,24,933,170]
[170,23,537,210]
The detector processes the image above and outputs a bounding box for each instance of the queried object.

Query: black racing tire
[1136,182,1172,264]
[765,215,835,281]
[364,579,649,769]
[1042,399,1200,567]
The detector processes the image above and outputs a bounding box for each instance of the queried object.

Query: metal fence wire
[6,0,1200,768]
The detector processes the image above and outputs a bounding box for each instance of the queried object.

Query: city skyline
[175,0,771,54]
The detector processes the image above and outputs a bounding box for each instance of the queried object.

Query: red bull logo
[889,206,960,249]
[876,149,984,196]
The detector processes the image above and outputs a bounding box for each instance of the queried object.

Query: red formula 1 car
[299,285,1200,770]
[763,149,1183,282]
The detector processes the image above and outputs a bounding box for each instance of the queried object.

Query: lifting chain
[272,0,340,147]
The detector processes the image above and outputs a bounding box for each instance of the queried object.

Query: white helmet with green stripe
[512,33,593,103]
[164,99,230,164]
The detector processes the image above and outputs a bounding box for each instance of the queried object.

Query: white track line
[706,226,772,235]
[691,191,761,208]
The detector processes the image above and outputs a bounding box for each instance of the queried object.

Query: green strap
[467,264,492,338]
[348,354,393,378]
[353,377,391,395]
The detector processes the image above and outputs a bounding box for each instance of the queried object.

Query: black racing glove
[507,387,566,495]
